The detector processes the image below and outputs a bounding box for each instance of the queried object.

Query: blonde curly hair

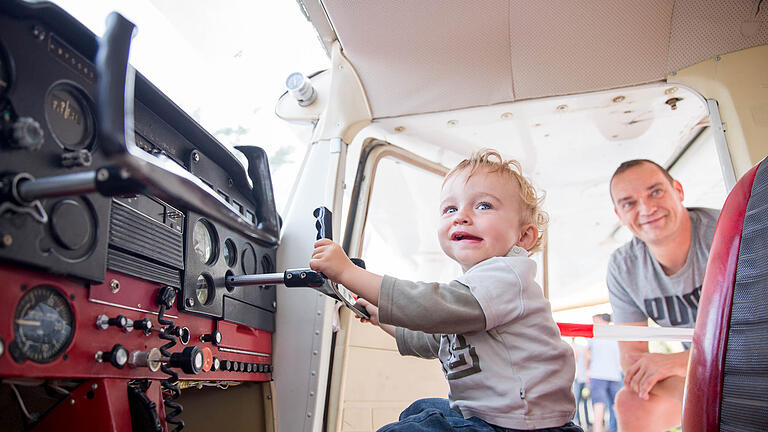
[444,149,549,253]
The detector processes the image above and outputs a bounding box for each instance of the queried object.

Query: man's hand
[624,351,688,400]
[310,238,355,283]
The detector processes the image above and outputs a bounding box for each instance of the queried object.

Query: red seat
[683,157,768,431]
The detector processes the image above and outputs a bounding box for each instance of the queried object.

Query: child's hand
[355,298,396,337]
[355,297,380,326]
[310,238,354,283]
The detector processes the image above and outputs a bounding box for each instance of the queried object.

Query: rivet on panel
[611,95,625,103]
[394,126,405,133]
[446,120,458,127]
[556,104,568,111]
[664,87,678,95]
[500,112,513,120]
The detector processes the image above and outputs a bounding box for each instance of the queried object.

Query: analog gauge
[241,243,257,274]
[12,286,74,364]
[223,239,237,267]
[44,82,94,150]
[0,44,9,99]
[195,274,214,305]
[192,219,217,264]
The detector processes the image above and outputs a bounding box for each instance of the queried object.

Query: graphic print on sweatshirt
[442,334,481,380]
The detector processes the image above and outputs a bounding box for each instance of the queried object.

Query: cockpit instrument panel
[0,1,279,429]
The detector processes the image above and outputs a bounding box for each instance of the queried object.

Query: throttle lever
[312,206,369,319]
[226,207,370,319]
[313,206,333,240]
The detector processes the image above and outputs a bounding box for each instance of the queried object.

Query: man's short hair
[609,159,674,202]
[592,313,612,322]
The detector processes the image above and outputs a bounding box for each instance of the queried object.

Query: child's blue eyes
[442,203,492,214]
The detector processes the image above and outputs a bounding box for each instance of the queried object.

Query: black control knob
[157,286,176,309]
[222,360,233,371]
[211,357,221,372]
[133,318,153,334]
[8,117,44,150]
[61,149,93,168]
[171,326,191,345]
[169,346,204,375]
[98,344,129,369]
[96,314,129,331]
[200,330,222,346]
[244,363,253,373]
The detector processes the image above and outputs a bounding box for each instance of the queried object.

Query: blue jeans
[377,398,583,432]
[590,379,622,431]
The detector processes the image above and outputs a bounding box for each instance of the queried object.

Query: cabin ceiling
[303,0,768,119]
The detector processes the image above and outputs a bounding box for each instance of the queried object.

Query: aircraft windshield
[52,0,329,211]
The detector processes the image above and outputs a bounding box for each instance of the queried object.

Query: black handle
[314,206,332,240]
[236,146,280,241]
[284,269,326,288]
[95,12,136,157]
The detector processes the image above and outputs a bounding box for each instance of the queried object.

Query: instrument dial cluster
[10,286,74,364]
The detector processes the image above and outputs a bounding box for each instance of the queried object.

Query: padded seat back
[683,157,768,431]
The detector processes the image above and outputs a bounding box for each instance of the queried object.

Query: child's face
[438,168,527,272]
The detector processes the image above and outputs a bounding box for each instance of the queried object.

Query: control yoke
[0,12,278,247]
[95,12,278,246]
[227,207,370,319]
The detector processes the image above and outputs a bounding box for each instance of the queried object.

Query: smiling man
[606,159,719,432]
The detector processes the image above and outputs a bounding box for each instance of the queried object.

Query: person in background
[571,338,591,429]
[586,314,622,432]
[607,159,719,431]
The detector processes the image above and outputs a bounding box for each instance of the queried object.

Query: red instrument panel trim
[0,264,272,381]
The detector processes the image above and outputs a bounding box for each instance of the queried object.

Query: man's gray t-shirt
[607,207,720,329]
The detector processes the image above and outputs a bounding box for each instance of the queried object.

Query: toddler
[311,149,579,431]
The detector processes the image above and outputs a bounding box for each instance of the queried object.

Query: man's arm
[619,322,689,402]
